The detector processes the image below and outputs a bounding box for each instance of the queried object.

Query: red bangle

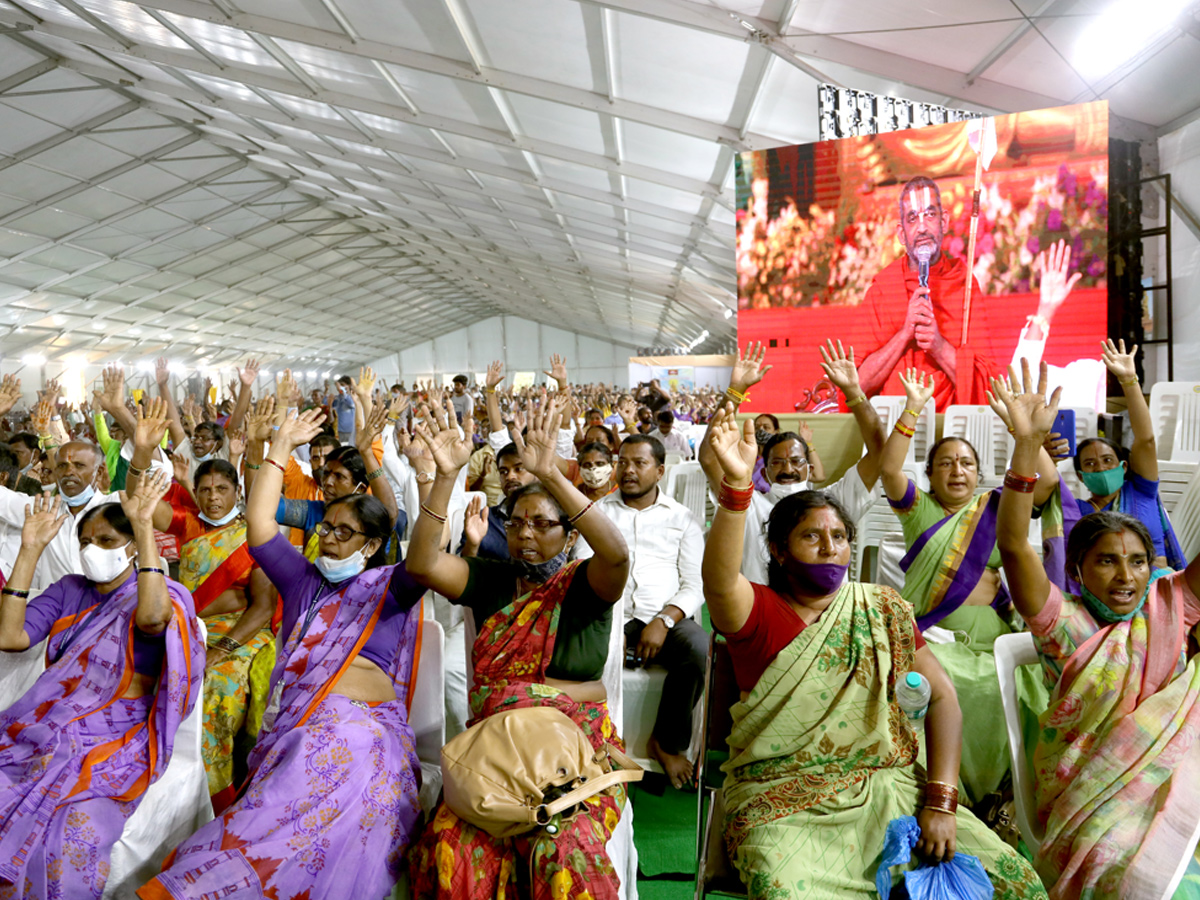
[923,781,959,814]
[263,458,286,475]
[1003,469,1038,493]
[718,477,754,512]
[894,421,915,438]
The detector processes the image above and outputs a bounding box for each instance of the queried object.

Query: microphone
[916,244,934,289]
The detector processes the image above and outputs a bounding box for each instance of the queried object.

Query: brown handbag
[440,705,643,839]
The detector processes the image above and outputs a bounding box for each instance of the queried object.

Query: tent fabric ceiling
[0,0,1196,371]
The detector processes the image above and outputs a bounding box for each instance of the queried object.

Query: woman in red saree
[0,474,204,900]
[405,398,631,900]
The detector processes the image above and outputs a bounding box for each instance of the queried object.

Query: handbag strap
[533,744,644,823]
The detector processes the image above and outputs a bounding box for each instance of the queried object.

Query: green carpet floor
[630,781,708,896]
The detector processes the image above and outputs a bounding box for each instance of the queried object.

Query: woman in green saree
[879,368,1060,804]
[700,405,1046,900]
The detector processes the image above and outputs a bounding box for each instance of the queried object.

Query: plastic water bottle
[896,671,931,721]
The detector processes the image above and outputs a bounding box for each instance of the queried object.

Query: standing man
[450,375,473,425]
[579,434,706,789]
[331,375,356,445]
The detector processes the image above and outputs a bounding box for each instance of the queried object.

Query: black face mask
[513,551,568,584]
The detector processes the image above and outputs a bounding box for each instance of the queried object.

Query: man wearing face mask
[576,434,706,789]
[700,340,887,585]
[6,434,44,496]
[0,441,122,591]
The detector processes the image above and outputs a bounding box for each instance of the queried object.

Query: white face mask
[315,549,366,583]
[199,506,240,527]
[767,480,809,503]
[580,464,613,488]
[80,541,133,584]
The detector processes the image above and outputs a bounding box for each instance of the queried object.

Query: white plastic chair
[1171,388,1200,461]
[1169,463,1200,561]
[665,461,707,527]
[993,632,1044,856]
[849,495,905,584]
[870,395,935,489]
[1149,382,1200,460]
[943,405,999,487]
[1156,460,1199,517]
[409,618,446,814]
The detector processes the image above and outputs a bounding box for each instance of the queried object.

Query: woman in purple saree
[0,475,205,900]
[141,407,425,900]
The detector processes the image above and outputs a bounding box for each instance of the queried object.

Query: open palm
[708,404,756,484]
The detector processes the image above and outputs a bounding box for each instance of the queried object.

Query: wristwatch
[416,471,434,484]
[655,612,676,630]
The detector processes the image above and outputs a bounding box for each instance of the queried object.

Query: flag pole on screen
[961,117,997,346]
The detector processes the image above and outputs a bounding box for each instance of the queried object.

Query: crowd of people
[0,323,1196,900]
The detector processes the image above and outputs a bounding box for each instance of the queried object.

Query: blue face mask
[315,549,366,584]
[61,483,95,508]
[513,551,568,584]
[193,452,214,464]
[199,507,240,527]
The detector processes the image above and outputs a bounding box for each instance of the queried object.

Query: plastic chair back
[1149,382,1200,460]
[410,619,445,766]
[1169,463,1200,561]
[1172,389,1200,462]
[993,632,1044,855]
[943,405,999,486]
[668,461,707,526]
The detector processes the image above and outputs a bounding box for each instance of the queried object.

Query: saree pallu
[0,579,202,900]
[721,583,1046,900]
[410,562,627,900]
[142,565,421,900]
[200,612,274,809]
[1033,576,1200,900]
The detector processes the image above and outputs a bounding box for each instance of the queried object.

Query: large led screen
[735,101,1109,412]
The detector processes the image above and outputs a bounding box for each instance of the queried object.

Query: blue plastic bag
[876,816,994,900]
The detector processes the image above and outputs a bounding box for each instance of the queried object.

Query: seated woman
[0,478,204,900]
[140,408,425,900]
[126,399,278,811]
[1067,339,1184,570]
[405,399,631,900]
[701,405,1045,899]
[578,440,617,501]
[881,367,1059,803]
[995,362,1200,900]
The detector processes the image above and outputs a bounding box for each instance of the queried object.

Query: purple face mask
[787,561,848,596]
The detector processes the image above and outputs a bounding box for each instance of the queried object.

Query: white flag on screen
[967,117,997,171]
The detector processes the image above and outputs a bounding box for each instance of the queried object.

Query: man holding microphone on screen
[856,176,1081,408]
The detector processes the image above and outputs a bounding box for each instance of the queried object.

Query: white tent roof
[0,0,1196,370]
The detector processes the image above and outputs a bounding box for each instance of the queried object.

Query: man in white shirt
[580,434,706,789]
[0,441,119,591]
[697,340,887,584]
[649,409,692,460]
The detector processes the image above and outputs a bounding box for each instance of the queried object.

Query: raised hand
[0,374,21,416]
[1035,238,1082,321]
[238,359,260,387]
[543,353,568,389]
[357,399,388,457]
[171,450,191,486]
[246,395,276,443]
[511,397,562,479]
[155,357,170,387]
[463,494,489,547]
[818,339,861,398]
[30,398,53,436]
[20,493,67,551]
[120,468,171,527]
[984,374,1014,429]
[133,397,171,452]
[102,365,125,407]
[274,407,326,452]
[898,367,935,412]
[990,358,1061,440]
[730,342,772,394]
[353,366,376,406]
[797,420,815,446]
[387,393,409,420]
[276,369,299,407]
[1101,338,1138,385]
[413,399,474,476]
[708,403,757,485]
[227,430,247,459]
[485,360,505,390]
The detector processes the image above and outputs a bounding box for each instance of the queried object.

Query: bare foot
[648,735,694,790]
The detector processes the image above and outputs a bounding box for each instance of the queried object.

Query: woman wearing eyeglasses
[140,407,425,900]
[405,398,630,900]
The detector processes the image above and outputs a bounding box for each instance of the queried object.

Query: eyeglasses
[315,521,367,542]
[503,517,564,534]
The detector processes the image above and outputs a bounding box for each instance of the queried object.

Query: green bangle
[366,466,384,481]
[245,462,262,470]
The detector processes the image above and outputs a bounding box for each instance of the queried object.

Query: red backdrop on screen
[734,101,1109,413]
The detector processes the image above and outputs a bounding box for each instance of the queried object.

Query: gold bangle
[420,503,448,524]
[903,408,921,419]
[844,393,865,408]
[1119,376,1139,387]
